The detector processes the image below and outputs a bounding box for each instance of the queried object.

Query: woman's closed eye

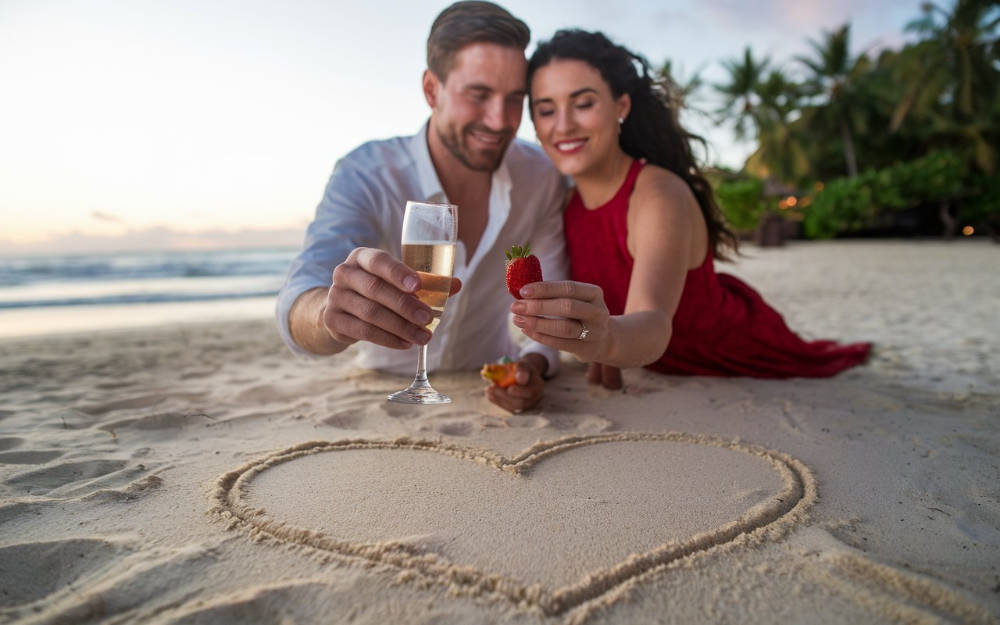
[534,107,555,117]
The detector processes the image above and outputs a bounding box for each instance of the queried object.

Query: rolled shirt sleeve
[275,158,384,356]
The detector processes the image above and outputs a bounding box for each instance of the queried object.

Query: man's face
[426,43,527,172]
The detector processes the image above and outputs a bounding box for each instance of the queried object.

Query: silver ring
[577,321,590,341]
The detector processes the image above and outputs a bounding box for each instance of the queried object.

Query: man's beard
[436,122,513,172]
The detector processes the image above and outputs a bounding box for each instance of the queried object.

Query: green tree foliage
[714,178,766,232]
[700,0,999,239]
[795,24,873,178]
[901,0,1000,174]
[714,47,771,141]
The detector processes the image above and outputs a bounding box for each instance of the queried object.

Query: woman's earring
[617,117,625,125]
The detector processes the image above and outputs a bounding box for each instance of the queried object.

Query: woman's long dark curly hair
[528,29,738,260]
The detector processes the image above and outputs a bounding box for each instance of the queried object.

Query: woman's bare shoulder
[631,164,698,215]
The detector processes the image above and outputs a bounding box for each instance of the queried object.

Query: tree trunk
[754,213,785,247]
[958,43,973,118]
[939,201,956,239]
[840,118,858,177]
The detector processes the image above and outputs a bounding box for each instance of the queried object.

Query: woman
[512,29,870,389]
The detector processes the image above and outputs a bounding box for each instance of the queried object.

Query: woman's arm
[616,167,702,363]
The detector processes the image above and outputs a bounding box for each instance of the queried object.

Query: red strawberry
[505,244,542,299]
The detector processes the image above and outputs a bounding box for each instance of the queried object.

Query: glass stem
[412,344,430,388]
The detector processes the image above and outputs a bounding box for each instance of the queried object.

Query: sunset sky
[0,0,920,253]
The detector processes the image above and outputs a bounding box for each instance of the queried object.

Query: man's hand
[485,353,547,413]
[289,247,460,355]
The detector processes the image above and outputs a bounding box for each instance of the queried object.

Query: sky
[0,0,921,253]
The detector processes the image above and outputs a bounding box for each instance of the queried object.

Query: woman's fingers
[510,281,608,344]
[519,280,604,303]
[512,298,594,322]
[513,314,590,340]
[510,280,611,360]
[516,326,600,355]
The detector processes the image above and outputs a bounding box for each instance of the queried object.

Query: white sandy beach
[1,240,998,624]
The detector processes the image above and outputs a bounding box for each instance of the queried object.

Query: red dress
[564,159,871,378]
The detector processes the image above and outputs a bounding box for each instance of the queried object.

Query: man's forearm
[288,287,352,356]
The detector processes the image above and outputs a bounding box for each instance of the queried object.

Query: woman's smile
[554,138,588,153]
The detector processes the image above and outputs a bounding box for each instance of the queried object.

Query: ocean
[0,248,298,338]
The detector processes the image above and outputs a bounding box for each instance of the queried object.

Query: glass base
[386,383,451,404]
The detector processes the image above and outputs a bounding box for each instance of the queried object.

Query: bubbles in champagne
[402,242,456,330]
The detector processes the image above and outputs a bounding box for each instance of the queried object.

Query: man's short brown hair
[427,1,530,82]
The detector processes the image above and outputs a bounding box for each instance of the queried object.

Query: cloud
[91,210,125,224]
[699,0,854,31]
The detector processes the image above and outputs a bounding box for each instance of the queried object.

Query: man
[276,1,568,412]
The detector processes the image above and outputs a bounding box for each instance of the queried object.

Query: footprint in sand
[0,450,65,465]
[45,409,101,430]
[235,384,296,404]
[434,420,475,436]
[799,538,996,625]
[0,500,55,527]
[238,379,344,405]
[0,540,219,623]
[321,413,366,430]
[323,391,434,424]
[0,537,127,607]
[99,412,215,436]
[5,459,141,497]
[150,581,343,625]
[0,437,25,451]
[82,474,165,504]
[80,392,207,416]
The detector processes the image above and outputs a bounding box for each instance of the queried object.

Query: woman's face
[530,58,630,178]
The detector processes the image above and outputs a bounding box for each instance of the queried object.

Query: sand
[1,240,998,624]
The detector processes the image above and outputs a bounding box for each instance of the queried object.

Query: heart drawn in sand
[212,432,816,617]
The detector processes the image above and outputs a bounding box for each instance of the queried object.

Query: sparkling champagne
[402,241,456,331]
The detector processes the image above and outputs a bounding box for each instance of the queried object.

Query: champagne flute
[387,201,458,404]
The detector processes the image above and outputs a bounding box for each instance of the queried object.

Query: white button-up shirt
[275,123,569,375]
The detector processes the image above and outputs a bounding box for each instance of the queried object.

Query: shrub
[714,178,766,232]
[802,151,969,239]
[960,173,1000,239]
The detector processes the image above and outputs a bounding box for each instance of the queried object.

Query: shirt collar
[408,120,513,206]
[409,122,447,204]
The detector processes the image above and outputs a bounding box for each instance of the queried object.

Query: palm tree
[750,70,811,184]
[902,0,1000,173]
[657,59,709,121]
[714,47,771,142]
[796,24,870,177]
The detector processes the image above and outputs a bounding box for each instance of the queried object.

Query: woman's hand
[510,281,614,363]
